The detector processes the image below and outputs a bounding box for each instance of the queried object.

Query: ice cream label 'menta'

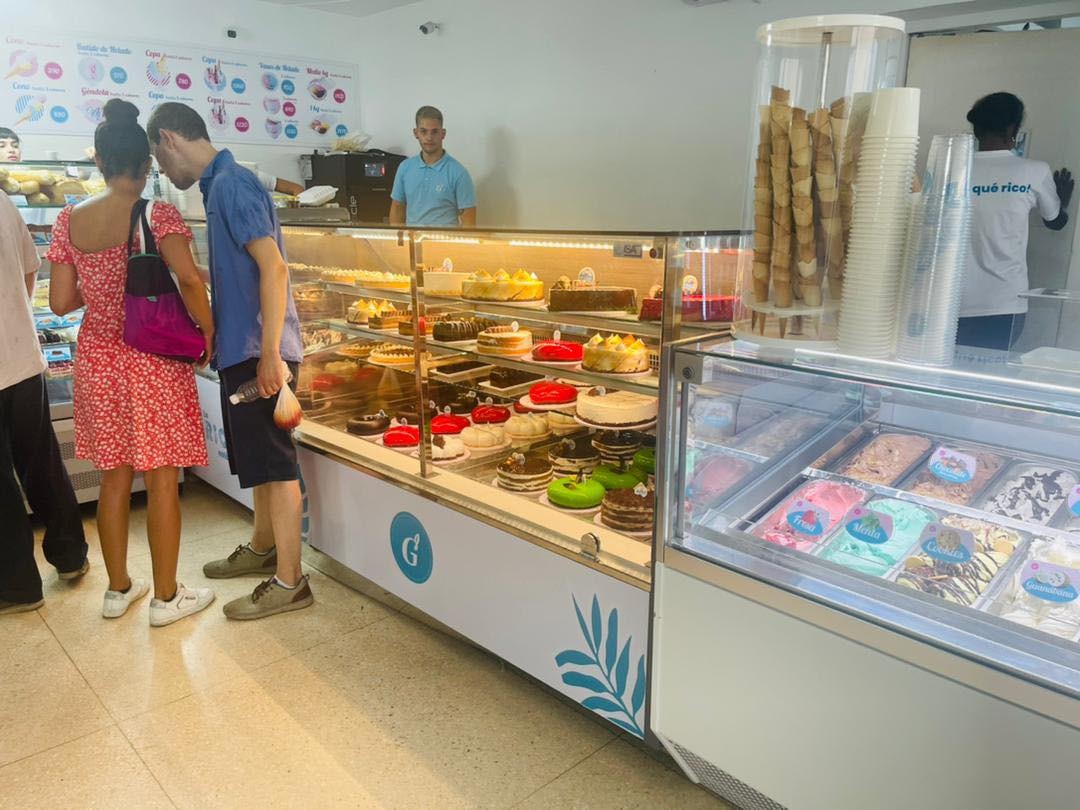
[919,523,974,564]
[843,506,894,545]
[786,500,830,537]
[1022,562,1080,603]
[928,448,977,484]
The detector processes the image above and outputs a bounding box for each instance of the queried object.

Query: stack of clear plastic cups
[837,87,921,359]
[894,134,975,366]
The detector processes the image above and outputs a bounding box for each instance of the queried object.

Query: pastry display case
[651,339,1080,809]
[259,223,742,583]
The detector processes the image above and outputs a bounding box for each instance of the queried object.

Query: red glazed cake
[383,424,420,447]
[529,381,578,405]
[471,404,511,424]
[430,414,470,435]
[531,340,584,363]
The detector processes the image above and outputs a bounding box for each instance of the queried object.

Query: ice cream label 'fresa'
[786,500,829,536]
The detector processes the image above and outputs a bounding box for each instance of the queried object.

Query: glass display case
[662,339,1080,686]
[651,339,1080,808]
[189,220,741,583]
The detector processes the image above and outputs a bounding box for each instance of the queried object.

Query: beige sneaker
[203,544,278,579]
[223,575,314,621]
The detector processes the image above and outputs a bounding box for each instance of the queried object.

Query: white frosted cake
[575,387,657,427]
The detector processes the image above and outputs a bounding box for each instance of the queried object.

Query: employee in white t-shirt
[958,92,1073,350]
[255,170,303,197]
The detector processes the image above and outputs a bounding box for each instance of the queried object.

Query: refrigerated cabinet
[651,339,1080,809]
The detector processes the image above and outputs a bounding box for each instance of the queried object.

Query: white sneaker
[149,584,215,627]
[103,578,150,619]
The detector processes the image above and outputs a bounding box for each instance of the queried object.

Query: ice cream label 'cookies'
[919,523,974,564]
[928,448,977,484]
[1022,562,1080,603]
[786,500,830,537]
[843,506,894,546]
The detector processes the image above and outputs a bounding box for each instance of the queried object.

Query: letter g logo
[390,512,433,584]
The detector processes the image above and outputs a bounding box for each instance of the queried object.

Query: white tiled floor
[3,478,730,809]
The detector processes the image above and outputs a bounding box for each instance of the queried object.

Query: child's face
[0,138,21,162]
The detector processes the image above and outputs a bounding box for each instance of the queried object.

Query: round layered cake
[461,268,544,302]
[576,388,657,427]
[370,344,417,367]
[549,438,600,478]
[432,317,496,342]
[497,453,553,492]
[591,430,644,464]
[600,485,655,533]
[477,323,533,357]
[582,334,649,374]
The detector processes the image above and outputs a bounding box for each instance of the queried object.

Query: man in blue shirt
[147,103,313,621]
[389,106,477,227]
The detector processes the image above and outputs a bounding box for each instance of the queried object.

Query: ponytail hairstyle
[95,99,151,180]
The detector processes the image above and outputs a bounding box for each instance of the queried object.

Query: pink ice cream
[753,480,868,553]
[688,456,753,503]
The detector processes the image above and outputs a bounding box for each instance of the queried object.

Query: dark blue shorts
[218,358,300,489]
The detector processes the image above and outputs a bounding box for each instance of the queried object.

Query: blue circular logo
[281,78,295,96]
[231,77,246,94]
[335,124,348,137]
[390,511,433,584]
[110,66,128,84]
[50,105,69,124]
[284,123,298,139]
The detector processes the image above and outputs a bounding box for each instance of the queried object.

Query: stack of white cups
[837,87,921,358]
[894,134,975,366]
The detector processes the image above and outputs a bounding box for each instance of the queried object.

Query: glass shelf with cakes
[656,338,1080,733]
[282,223,740,582]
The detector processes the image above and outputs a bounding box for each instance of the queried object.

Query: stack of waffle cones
[769,86,793,309]
[789,108,818,306]
[810,107,841,305]
[751,105,772,303]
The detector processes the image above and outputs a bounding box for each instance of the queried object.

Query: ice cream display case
[650,339,1080,809]
[187,220,738,739]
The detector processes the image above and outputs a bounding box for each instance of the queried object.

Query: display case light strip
[507,239,616,250]
[342,231,401,241]
[416,234,483,244]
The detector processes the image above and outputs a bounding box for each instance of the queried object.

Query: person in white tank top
[957,92,1072,350]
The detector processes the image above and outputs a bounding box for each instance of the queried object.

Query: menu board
[1,31,358,147]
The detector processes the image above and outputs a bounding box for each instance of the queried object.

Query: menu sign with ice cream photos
[1,31,357,147]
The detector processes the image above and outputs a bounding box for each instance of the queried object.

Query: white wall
[351,0,940,230]
[1,0,353,184]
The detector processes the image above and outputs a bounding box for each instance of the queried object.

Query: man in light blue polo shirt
[389,106,476,227]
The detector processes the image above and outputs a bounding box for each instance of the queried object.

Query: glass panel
[669,338,1080,692]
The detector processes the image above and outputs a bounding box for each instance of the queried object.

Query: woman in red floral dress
[48,100,216,626]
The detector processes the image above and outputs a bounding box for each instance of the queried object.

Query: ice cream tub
[749,478,870,554]
[980,535,1080,642]
[897,443,1012,508]
[977,462,1080,527]
[818,496,939,578]
[730,409,828,460]
[830,427,934,489]
[887,513,1026,609]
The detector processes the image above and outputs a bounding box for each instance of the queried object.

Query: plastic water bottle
[228,367,293,405]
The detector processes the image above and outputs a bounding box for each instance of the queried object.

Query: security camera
[225,27,238,39]
[419,21,439,35]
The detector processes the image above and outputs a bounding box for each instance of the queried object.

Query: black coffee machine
[308,150,407,224]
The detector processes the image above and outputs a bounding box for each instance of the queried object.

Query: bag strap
[126,198,150,257]
[141,199,157,255]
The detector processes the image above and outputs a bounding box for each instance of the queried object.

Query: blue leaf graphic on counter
[591,595,603,653]
[614,638,631,698]
[555,649,595,667]
[631,656,647,716]
[582,696,623,713]
[562,671,607,693]
[555,594,646,738]
[572,595,595,654]
[605,608,619,671]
